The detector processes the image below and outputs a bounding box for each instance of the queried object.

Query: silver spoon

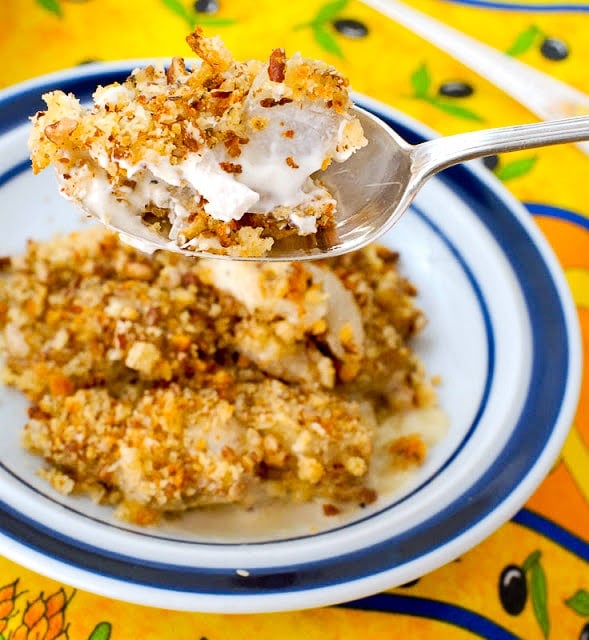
[303,107,589,260]
[113,107,589,261]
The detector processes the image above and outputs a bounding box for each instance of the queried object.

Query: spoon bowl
[114,107,589,261]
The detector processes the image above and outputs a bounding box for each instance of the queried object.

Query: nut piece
[166,56,188,84]
[268,48,287,83]
[44,118,78,144]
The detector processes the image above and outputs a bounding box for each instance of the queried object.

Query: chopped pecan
[259,97,293,108]
[223,131,248,158]
[166,57,187,84]
[211,90,232,99]
[181,123,201,152]
[322,503,341,516]
[268,48,287,83]
[359,488,377,507]
[219,161,243,174]
[44,118,78,144]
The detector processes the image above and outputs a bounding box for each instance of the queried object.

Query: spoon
[114,106,589,261]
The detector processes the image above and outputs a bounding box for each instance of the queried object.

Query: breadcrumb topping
[0,228,442,524]
[28,30,367,257]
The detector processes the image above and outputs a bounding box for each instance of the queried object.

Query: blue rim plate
[0,62,581,613]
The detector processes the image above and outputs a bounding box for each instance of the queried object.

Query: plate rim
[0,61,582,613]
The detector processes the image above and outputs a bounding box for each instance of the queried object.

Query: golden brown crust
[0,229,440,523]
[28,31,366,257]
[186,27,233,73]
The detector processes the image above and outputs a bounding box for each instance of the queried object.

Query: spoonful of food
[28,32,589,262]
[32,98,589,263]
[96,108,589,261]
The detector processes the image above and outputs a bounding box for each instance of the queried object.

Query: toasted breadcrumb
[389,435,428,469]
[28,30,366,258]
[0,228,443,524]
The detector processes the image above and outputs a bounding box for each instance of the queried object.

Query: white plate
[0,62,581,613]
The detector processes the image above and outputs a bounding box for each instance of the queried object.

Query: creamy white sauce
[289,211,320,235]
[113,99,349,233]
[68,88,359,243]
[235,101,346,215]
[58,168,178,255]
[122,153,261,223]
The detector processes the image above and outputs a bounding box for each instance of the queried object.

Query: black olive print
[483,155,499,171]
[540,37,569,61]
[332,19,369,39]
[499,564,528,615]
[194,0,219,13]
[438,81,474,98]
[580,622,589,640]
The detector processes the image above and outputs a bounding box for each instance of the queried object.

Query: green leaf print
[506,25,541,57]
[410,63,431,98]
[312,24,344,58]
[530,560,549,639]
[194,17,236,27]
[520,550,550,639]
[565,589,589,616]
[88,621,112,640]
[161,0,235,29]
[408,64,484,121]
[313,0,349,24]
[36,0,63,17]
[522,549,542,572]
[161,0,194,28]
[294,0,351,55]
[425,96,484,122]
[495,156,538,181]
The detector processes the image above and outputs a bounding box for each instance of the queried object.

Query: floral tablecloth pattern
[0,1,588,638]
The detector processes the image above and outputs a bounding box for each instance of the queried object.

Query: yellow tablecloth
[0,1,588,638]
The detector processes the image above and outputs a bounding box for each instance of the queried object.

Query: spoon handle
[412,115,589,179]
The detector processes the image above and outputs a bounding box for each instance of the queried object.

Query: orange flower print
[0,579,19,634]
[10,588,71,640]
[0,577,110,640]
[43,590,69,640]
